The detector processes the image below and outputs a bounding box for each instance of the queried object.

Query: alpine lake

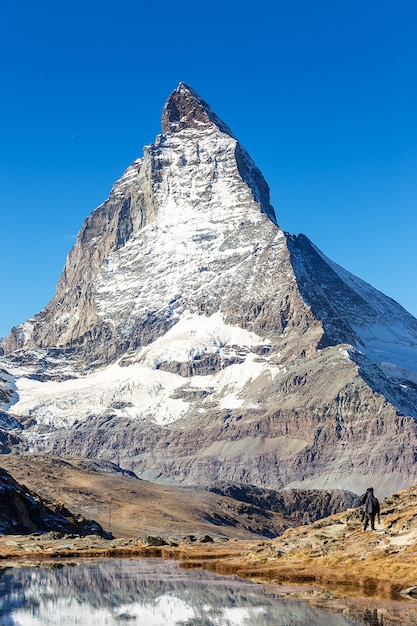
[0,558,416,625]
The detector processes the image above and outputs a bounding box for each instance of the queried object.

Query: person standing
[363,487,380,531]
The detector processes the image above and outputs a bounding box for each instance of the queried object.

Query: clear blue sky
[1,0,416,338]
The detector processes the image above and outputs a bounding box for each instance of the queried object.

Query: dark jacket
[363,491,380,515]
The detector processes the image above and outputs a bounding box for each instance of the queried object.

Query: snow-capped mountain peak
[1,83,417,498]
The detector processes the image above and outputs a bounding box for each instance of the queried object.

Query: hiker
[362,487,380,531]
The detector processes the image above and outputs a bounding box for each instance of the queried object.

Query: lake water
[0,558,415,625]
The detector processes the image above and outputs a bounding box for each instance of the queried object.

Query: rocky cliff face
[1,83,417,497]
[0,466,109,536]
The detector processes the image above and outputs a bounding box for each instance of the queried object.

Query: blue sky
[1,0,416,338]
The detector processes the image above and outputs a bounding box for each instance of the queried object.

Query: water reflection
[0,559,412,625]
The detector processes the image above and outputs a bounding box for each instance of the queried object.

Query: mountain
[1,83,417,498]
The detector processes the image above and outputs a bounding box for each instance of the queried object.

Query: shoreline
[1,533,416,603]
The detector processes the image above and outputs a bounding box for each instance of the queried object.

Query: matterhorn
[1,83,417,498]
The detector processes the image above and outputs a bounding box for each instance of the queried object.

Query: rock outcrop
[208,483,360,524]
[0,466,109,536]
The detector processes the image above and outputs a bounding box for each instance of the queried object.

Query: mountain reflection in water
[0,558,411,625]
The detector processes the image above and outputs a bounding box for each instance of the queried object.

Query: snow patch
[5,314,279,430]
[142,312,268,368]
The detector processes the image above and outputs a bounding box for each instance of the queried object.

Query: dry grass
[0,529,415,601]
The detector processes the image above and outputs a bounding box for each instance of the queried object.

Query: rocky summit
[1,83,417,498]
